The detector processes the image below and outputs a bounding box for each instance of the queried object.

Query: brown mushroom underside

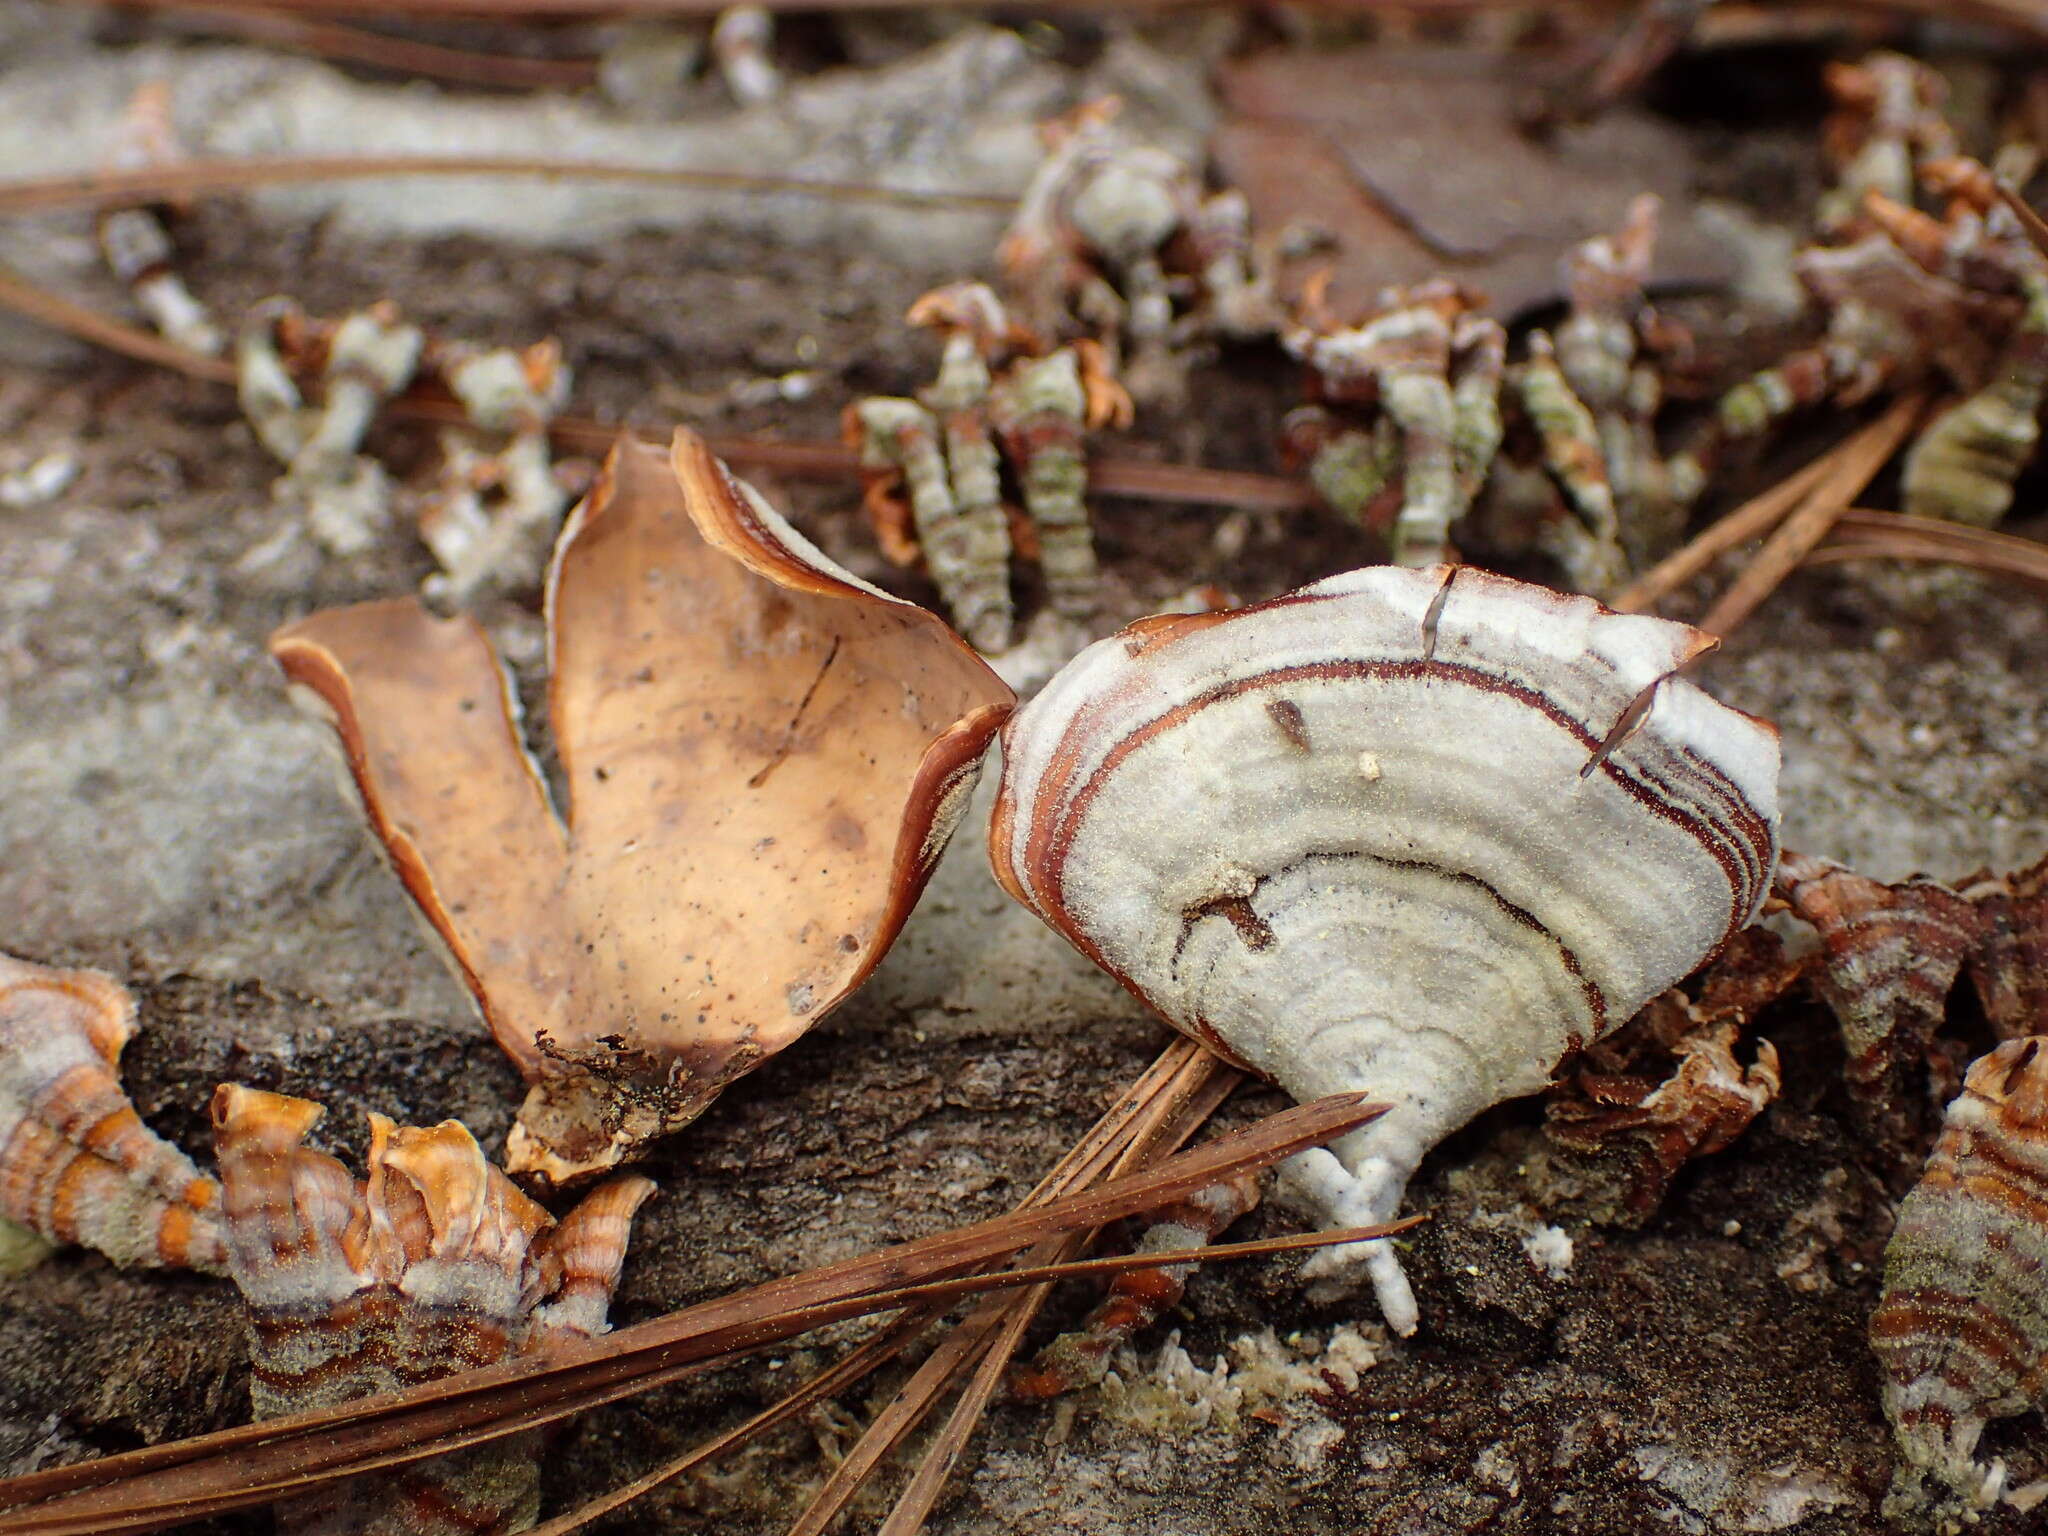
[272,431,1014,1182]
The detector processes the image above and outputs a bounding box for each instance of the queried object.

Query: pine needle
[1609,448,1839,614]
[0,264,234,384]
[1807,508,2048,591]
[1997,182,2048,260]
[0,1091,1386,1535]
[872,1065,1244,1536]
[785,1043,1231,1536]
[154,5,599,88]
[0,155,1011,218]
[1697,395,1926,636]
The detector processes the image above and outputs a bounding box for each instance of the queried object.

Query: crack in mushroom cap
[990,563,1780,1332]
[270,432,1014,1183]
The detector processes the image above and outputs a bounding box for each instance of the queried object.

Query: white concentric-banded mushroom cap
[990,564,1780,1332]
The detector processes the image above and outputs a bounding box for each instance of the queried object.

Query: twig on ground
[76,0,2048,33]
[1609,449,1839,614]
[875,1067,1247,1534]
[523,1319,931,1536]
[790,1042,1235,1536]
[0,264,235,383]
[0,155,1012,218]
[1807,508,2048,591]
[1998,182,2048,259]
[150,4,600,88]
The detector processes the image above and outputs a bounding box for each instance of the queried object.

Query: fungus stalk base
[1279,1128,1424,1336]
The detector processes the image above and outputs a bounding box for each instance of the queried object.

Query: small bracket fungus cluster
[213,1084,651,1536]
[0,951,225,1275]
[1001,97,1279,409]
[273,431,1015,1183]
[239,299,427,559]
[0,950,651,1536]
[95,83,223,360]
[843,95,1283,647]
[989,563,1781,1333]
[1696,55,2048,529]
[1778,849,2048,1172]
[1285,197,1703,593]
[0,949,654,1535]
[237,298,583,597]
[846,281,1132,652]
[1874,1037,2048,1529]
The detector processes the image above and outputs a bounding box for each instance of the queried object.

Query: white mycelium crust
[992,564,1781,1333]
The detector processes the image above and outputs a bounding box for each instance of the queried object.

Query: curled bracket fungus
[0,951,225,1273]
[1544,927,1801,1223]
[272,432,1015,1183]
[1958,852,2048,1042]
[1547,1017,1782,1220]
[1872,1037,2048,1528]
[1776,852,1989,1161]
[990,564,1780,1332]
[212,1084,652,1534]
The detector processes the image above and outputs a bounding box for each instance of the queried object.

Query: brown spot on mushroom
[1265,697,1312,752]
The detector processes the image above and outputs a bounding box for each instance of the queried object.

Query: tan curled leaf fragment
[272,600,572,1081]
[272,431,1014,1182]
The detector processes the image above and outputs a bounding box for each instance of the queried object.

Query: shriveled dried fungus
[1958,852,2048,1042]
[273,431,1015,1182]
[1545,929,1799,1221]
[1547,1022,1781,1221]
[1775,851,1986,1162]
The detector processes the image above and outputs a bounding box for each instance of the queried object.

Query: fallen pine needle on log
[1697,395,1927,637]
[1805,508,2048,592]
[1998,181,2048,259]
[0,154,1012,219]
[1611,397,1929,632]
[152,5,601,89]
[787,1041,1234,1536]
[1609,448,1838,614]
[0,1090,1395,1536]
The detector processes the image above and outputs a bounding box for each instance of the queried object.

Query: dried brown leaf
[274,432,1015,1180]
[1214,47,1733,319]
[272,601,572,1078]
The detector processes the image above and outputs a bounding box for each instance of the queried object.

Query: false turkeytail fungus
[0,952,226,1273]
[271,431,1015,1183]
[211,1084,653,1536]
[990,563,1781,1333]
